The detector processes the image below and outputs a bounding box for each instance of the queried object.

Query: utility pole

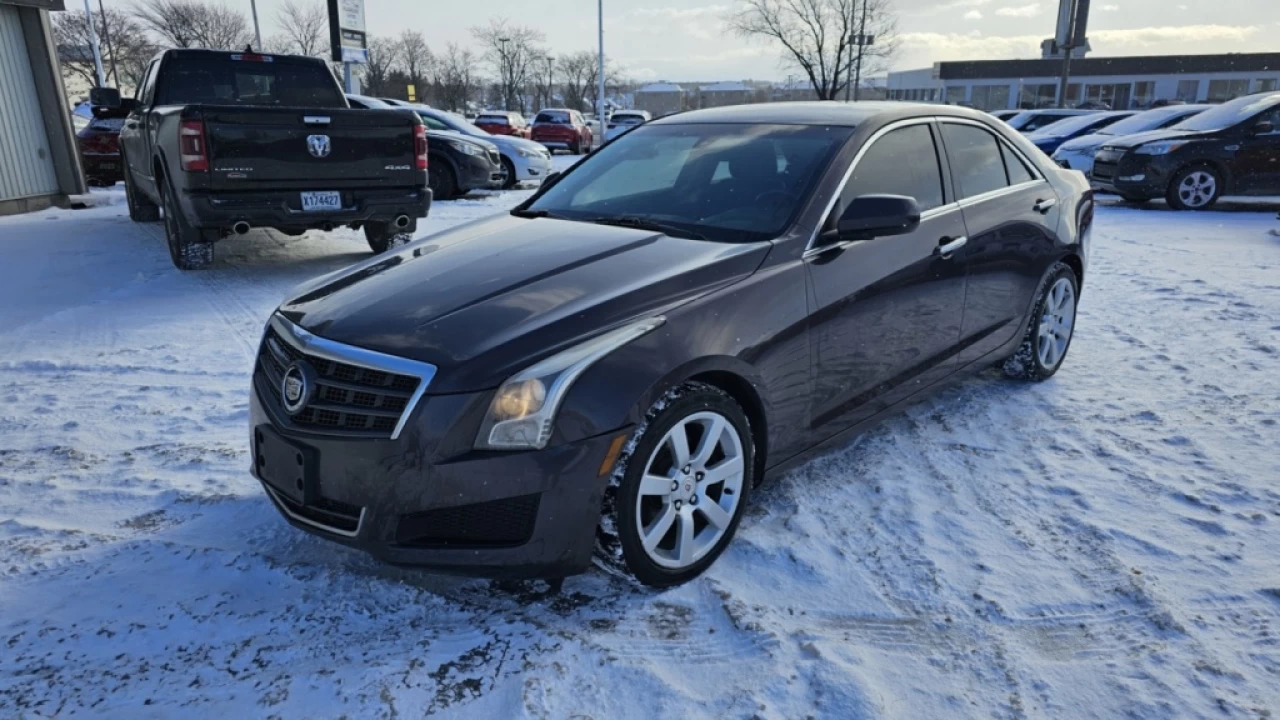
[249,0,263,50]
[97,0,117,85]
[597,0,606,136]
[843,0,855,101]
[853,0,869,102]
[80,0,105,87]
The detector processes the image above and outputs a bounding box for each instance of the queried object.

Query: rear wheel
[1167,165,1222,211]
[501,157,517,189]
[570,138,582,155]
[1003,262,1078,381]
[160,180,214,270]
[428,162,458,200]
[597,382,754,588]
[364,219,416,254]
[123,158,159,222]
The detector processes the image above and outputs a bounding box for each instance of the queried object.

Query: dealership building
[0,0,85,216]
[886,52,1280,111]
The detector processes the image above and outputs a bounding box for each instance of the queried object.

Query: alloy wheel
[635,411,745,570]
[1177,170,1217,208]
[1037,277,1076,370]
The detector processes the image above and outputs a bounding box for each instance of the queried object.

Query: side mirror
[1252,120,1275,135]
[89,87,121,108]
[836,194,921,241]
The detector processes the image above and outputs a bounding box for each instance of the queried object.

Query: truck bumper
[182,185,431,233]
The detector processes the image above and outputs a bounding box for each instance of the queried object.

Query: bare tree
[530,53,557,111]
[557,51,594,112]
[54,8,157,91]
[396,30,432,100]
[359,36,400,97]
[272,0,328,57]
[435,42,478,112]
[728,0,897,101]
[134,0,253,50]
[471,18,544,111]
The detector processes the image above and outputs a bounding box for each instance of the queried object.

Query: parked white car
[1052,104,1209,174]
[604,110,652,143]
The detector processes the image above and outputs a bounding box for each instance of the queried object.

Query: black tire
[428,162,458,201]
[596,382,755,588]
[160,179,214,270]
[1166,164,1223,211]
[364,219,417,254]
[501,157,517,189]
[570,139,582,155]
[123,159,160,222]
[1003,262,1079,381]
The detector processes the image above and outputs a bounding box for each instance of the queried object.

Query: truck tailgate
[199,107,421,190]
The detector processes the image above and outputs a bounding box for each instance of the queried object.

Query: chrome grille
[488,149,501,165]
[254,316,436,439]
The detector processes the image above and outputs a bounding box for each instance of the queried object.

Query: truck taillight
[179,120,208,172]
[414,124,428,171]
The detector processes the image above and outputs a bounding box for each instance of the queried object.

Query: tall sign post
[327,0,368,93]
[80,0,105,87]
[1054,0,1090,108]
[597,0,606,138]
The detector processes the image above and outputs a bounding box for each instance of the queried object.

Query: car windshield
[1097,107,1195,135]
[1171,94,1280,132]
[417,110,489,138]
[523,122,851,243]
[536,111,571,124]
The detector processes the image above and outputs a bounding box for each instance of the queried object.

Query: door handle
[936,236,967,257]
[1033,198,1057,213]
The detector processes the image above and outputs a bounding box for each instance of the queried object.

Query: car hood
[1054,132,1112,153]
[481,135,546,154]
[278,215,769,393]
[1099,128,1213,151]
[429,131,498,154]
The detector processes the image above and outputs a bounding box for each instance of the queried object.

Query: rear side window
[941,124,1009,199]
[842,124,945,212]
[157,55,343,107]
[1001,143,1036,185]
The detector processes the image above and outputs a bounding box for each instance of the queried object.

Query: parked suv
[1092,92,1280,209]
[604,110,651,143]
[474,111,531,138]
[531,109,593,154]
[1026,111,1135,155]
[1051,104,1208,173]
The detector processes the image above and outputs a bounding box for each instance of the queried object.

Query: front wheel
[428,163,458,200]
[1003,262,1079,381]
[123,158,160,222]
[597,382,754,588]
[501,157,517,189]
[1167,165,1222,211]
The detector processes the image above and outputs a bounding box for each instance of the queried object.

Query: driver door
[805,120,968,434]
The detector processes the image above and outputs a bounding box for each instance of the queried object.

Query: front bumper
[184,185,431,232]
[1052,148,1096,175]
[509,151,554,184]
[248,323,626,578]
[454,153,506,192]
[1090,149,1173,198]
[81,152,123,181]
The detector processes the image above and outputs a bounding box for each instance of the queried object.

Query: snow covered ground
[1,169,1278,718]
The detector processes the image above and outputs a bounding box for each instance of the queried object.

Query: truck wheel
[123,160,160,222]
[429,164,457,200]
[1167,165,1222,211]
[160,181,214,270]
[501,157,517,189]
[570,139,582,155]
[364,219,416,254]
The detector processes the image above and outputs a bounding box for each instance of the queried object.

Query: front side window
[941,123,1009,199]
[419,114,451,131]
[842,124,944,212]
[525,123,852,242]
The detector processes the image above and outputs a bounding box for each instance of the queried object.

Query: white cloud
[1091,24,1261,48]
[1100,3,1120,10]
[964,10,983,20]
[897,31,1043,63]
[995,3,1042,17]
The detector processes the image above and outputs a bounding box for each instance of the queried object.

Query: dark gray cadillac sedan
[251,102,1092,587]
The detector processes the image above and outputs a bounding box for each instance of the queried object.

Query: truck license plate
[301,191,341,212]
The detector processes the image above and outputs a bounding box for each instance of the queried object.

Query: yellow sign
[407,85,416,102]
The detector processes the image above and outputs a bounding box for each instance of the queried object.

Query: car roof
[649,101,1002,127]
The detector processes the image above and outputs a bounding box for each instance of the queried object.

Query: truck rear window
[157,54,345,108]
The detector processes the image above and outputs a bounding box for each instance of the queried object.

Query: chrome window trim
[268,314,437,440]
[263,484,365,538]
[936,117,1046,182]
[955,178,1049,208]
[803,202,963,259]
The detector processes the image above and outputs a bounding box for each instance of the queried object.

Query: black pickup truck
[115,49,430,269]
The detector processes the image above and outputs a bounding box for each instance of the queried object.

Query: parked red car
[77,106,127,186]
[530,108,593,154]
[474,111,531,139]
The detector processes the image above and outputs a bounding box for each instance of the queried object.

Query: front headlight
[475,317,665,450]
[1134,141,1187,156]
[448,140,484,157]
[516,147,536,158]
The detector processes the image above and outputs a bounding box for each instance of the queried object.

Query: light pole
[498,37,511,109]
[81,0,106,87]
[249,0,262,50]
[597,0,606,136]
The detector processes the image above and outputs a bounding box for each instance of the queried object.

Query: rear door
[938,120,1063,366]
[1232,106,1280,193]
[805,120,968,433]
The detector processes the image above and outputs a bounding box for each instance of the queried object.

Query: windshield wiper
[511,208,565,220]
[586,216,708,240]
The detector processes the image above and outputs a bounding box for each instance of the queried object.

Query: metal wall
[0,2,60,203]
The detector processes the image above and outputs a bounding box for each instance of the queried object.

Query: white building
[0,0,85,215]
[887,52,1280,111]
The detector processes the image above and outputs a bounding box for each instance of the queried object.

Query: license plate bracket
[300,191,342,212]
[255,425,317,505]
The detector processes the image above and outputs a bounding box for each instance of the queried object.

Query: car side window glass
[942,123,1010,199]
[841,124,945,212]
[139,61,159,105]
[422,116,450,131]
[1001,142,1036,185]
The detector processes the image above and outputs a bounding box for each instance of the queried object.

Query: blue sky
[237,0,1280,82]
